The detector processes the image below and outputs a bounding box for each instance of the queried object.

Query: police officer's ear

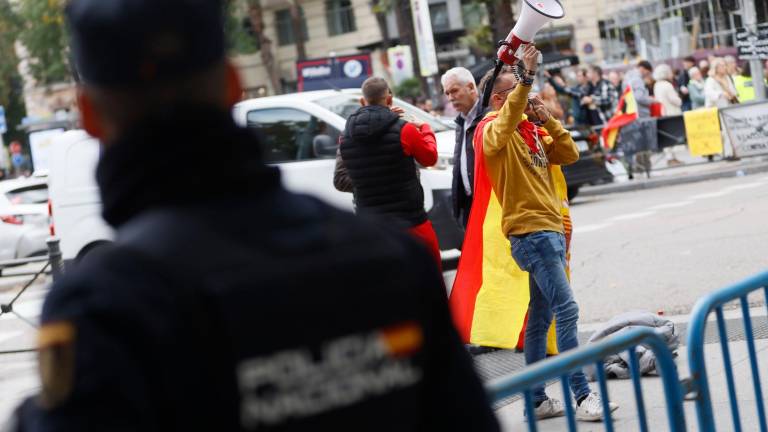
[224,61,244,107]
[76,88,106,139]
[359,97,367,107]
[386,93,394,107]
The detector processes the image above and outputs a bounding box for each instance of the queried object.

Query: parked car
[562,127,614,200]
[0,176,51,263]
[47,130,113,264]
[48,91,466,267]
[233,90,464,256]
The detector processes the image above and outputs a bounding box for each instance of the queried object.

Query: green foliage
[394,77,422,101]
[460,24,494,57]
[18,0,69,86]
[0,0,26,142]
[225,0,259,55]
[459,0,493,56]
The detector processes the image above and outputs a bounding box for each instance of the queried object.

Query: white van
[47,130,114,262]
[48,91,464,265]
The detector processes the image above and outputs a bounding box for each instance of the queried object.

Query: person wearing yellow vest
[478,44,618,422]
[733,63,768,103]
[734,74,754,102]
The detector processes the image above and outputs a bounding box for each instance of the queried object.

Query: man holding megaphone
[476,44,619,422]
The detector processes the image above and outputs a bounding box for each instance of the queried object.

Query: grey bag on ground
[584,311,680,381]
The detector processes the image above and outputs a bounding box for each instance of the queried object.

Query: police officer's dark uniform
[10,0,499,431]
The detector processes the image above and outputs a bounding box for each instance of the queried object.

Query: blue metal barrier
[687,270,768,432]
[488,327,686,432]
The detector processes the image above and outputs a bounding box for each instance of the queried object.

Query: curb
[579,160,768,197]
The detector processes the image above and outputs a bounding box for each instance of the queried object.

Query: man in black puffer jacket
[7,1,499,431]
[335,77,442,267]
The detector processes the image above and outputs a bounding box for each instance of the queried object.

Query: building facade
[508,0,767,68]
[234,0,479,96]
[235,0,768,96]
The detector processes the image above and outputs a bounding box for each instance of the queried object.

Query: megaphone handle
[497,39,519,66]
[481,59,504,109]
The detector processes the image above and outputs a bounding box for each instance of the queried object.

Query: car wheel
[567,186,580,201]
[75,241,112,263]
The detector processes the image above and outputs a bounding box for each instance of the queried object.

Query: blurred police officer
[9,0,499,430]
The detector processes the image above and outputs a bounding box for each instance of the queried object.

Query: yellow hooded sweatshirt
[482,83,579,237]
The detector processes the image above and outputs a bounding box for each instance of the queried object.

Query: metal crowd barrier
[488,326,686,432]
[0,238,64,340]
[686,270,768,432]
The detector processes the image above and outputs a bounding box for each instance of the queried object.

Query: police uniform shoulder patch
[37,321,76,409]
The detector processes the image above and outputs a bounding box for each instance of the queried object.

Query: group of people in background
[414,55,768,129]
[543,55,767,129]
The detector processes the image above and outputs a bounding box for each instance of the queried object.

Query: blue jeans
[509,231,591,403]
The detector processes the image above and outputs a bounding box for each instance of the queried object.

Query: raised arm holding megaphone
[481,0,565,108]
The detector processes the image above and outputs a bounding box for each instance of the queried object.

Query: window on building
[429,2,450,33]
[326,0,357,36]
[275,8,309,46]
[246,108,341,162]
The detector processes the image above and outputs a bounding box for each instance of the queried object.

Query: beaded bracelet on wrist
[521,75,535,86]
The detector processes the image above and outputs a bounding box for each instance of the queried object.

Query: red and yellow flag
[601,86,639,150]
[449,114,572,350]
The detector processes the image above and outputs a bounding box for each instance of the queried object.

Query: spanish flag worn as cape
[601,86,639,150]
[448,112,572,351]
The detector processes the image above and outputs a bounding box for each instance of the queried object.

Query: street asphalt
[580,150,768,197]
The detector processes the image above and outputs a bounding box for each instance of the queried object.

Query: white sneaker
[575,392,619,422]
[531,398,566,420]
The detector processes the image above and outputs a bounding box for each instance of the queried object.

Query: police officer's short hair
[66,0,229,128]
[66,0,225,88]
[362,77,391,104]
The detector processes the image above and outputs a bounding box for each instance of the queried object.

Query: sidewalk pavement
[581,147,768,197]
[494,307,768,431]
[0,268,49,294]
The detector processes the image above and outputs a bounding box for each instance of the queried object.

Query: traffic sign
[0,106,6,134]
[736,23,768,61]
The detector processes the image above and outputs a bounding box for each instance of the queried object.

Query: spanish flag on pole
[601,86,639,150]
[448,113,571,351]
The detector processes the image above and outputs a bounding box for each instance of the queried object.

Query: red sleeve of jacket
[400,123,438,167]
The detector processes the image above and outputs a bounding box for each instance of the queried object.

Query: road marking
[649,201,694,210]
[689,182,764,200]
[575,223,613,233]
[724,182,764,191]
[691,191,728,199]
[610,211,657,221]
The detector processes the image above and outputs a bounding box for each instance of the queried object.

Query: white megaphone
[497,0,565,65]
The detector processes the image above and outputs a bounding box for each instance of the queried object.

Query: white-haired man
[441,67,488,229]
